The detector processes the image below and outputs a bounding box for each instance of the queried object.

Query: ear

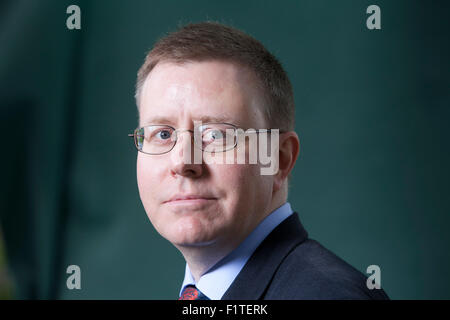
[273,131,300,192]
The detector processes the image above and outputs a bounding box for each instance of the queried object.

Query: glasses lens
[199,123,236,152]
[135,127,145,150]
[137,126,176,154]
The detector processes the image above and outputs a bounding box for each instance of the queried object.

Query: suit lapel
[221,213,308,300]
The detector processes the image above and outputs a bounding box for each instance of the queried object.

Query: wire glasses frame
[128,123,284,155]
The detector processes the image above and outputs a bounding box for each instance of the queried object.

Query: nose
[169,130,203,178]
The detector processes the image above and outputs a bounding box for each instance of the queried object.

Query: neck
[176,242,234,282]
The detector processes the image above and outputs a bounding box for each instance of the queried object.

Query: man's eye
[156,129,172,140]
[204,129,224,141]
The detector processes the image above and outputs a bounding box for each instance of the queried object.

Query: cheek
[213,163,260,204]
[136,155,149,195]
[136,155,163,210]
[219,163,273,209]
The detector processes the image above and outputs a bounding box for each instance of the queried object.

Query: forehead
[138,60,266,127]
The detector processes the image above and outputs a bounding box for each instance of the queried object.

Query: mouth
[163,195,217,205]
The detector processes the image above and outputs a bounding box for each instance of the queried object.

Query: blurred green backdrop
[1,0,449,299]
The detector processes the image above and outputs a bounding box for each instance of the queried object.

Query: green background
[1,0,449,299]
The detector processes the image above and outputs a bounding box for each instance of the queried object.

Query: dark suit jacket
[221,213,389,300]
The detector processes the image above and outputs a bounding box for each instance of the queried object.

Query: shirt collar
[179,202,294,300]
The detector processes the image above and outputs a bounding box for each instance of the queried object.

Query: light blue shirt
[179,202,294,300]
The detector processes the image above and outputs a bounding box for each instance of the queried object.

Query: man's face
[137,60,275,251]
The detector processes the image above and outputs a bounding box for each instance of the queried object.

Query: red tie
[179,285,210,300]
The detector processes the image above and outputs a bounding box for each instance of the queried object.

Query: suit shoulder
[263,239,389,300]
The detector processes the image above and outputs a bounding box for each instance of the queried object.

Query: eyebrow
[142,115,235,126]
[141,116,176,126]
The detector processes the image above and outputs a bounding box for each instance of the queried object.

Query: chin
[164,225,219,247]
[176,239,218,248]
[169,234,218,247]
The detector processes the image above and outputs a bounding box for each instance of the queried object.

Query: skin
[136,60,299,281]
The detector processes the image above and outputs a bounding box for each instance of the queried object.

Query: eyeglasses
[128,123,283,155]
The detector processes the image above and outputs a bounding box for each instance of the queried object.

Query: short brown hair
[135,21,295,130]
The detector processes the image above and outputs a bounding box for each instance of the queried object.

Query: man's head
[134,22,299,256]
[136,22,295,131]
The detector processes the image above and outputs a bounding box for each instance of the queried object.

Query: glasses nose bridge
[170,128,202,162]
[174,128,194,135]
[173,127,207,156]
[173,128,195,142]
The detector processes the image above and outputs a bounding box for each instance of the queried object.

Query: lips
[164,194,217,204]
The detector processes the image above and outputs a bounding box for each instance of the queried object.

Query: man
[131,21,389,300]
